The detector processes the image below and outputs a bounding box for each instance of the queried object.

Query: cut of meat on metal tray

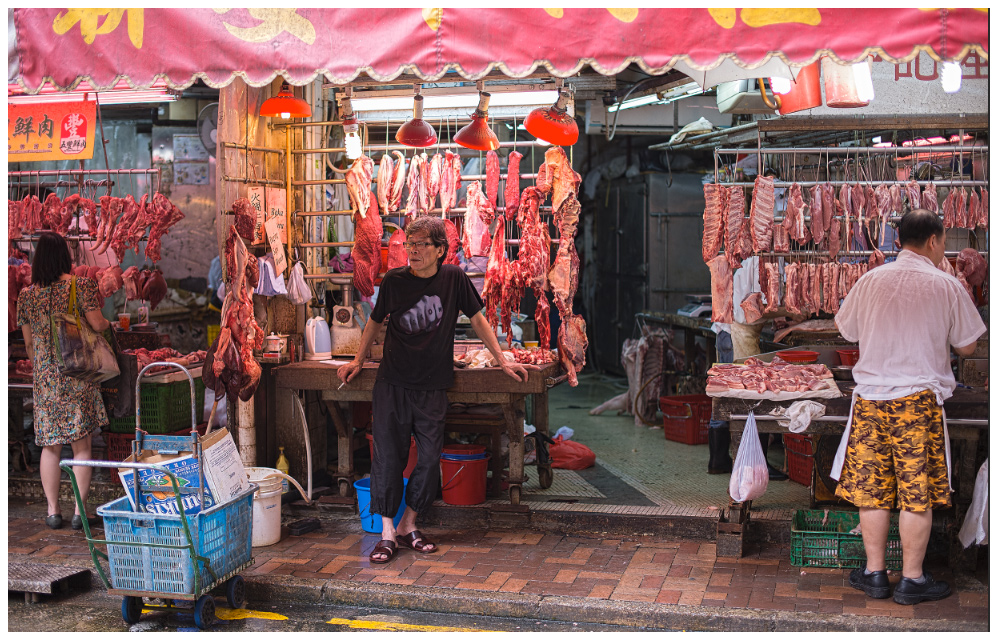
[706,358,838,399]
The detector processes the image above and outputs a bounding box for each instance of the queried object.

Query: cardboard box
[118,428,249,516]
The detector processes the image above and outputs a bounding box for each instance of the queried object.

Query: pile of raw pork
[340,146,588,387]
[704,176,988,323]
[706,356,833,395]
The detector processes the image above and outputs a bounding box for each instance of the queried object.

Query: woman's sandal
[369,539,397,564]
[395,530,437,554]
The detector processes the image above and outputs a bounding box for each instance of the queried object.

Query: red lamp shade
[454,92,500,151]
[524,91,578,146]
[395,95,438,147]
[259,82,312,118]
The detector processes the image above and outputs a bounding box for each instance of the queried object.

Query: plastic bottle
[275,447,290,494]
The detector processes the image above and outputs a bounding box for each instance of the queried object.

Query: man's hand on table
[337,359,364,384]
[500,360,530,382]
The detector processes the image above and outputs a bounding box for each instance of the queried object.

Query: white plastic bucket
[246,467,285,547]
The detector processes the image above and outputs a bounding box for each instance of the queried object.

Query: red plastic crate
[104,424,208,484]
[784,434,814,486]
[659,394,711,445]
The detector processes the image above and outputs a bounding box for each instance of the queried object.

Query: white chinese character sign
[8,101,96,162]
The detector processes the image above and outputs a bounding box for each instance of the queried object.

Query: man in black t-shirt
[338,216,528,564]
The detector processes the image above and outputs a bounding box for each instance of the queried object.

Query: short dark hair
[898,208,944,248]
[405,216,449,267]
[32,232,73,287]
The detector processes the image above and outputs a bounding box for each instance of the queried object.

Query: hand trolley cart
[60,362,255,630]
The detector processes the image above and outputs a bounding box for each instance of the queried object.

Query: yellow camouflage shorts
[834,389,951,512]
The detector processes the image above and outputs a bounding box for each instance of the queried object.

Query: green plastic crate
[790,509,902,571]
[107,377,206,434]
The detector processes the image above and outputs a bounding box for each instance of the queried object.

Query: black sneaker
[892,571,951,605]
[849,566,890,599]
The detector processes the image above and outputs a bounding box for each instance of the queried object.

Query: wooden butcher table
[711,384,989,559]
[273,360,563,505]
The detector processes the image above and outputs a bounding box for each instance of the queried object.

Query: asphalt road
[8,589,668,632]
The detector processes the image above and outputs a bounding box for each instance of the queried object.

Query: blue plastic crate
[96,485,255,597]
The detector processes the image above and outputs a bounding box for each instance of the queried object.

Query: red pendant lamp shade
[259,82,312,118]
[454,92,500,151]
[395,95,438,147]
[524,90,578,146]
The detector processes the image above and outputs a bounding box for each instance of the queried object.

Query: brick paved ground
[8,498,988,627]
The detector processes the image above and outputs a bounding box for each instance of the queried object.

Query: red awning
[10,8,989,93]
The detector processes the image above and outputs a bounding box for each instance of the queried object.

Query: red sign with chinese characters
[8,101,96,162]
[8,9,989,92]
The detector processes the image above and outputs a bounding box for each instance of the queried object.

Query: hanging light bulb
[769,76,793,95]
[454,92,500,151]
[338,94,363,160]
[524,88,579,146]
[395,92,438,147]
[941,61,962,94]
[259,81,312,119]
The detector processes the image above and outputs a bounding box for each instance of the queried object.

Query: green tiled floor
[523,372,811,518]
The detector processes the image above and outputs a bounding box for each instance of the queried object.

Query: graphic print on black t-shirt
[399,294,443,335]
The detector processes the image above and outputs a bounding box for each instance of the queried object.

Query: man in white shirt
[832,209,986,605]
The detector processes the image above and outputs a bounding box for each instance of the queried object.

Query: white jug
[305,316,331,360]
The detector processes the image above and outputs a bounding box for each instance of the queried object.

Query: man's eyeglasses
[402,241,435,250]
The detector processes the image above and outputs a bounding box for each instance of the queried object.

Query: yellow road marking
[326,618,496,632]
[139,605,288,621]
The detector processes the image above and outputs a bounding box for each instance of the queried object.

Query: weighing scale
[676,294,712,318]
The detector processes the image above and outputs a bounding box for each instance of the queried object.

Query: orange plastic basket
[659,394,711,445]
[784,434,814,486]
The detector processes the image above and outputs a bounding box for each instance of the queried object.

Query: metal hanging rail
[719,179,988,188]
[716,145,988,155]
[734,250,987,259]
[8,168,162,178]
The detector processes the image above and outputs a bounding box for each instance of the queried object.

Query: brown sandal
[395,530,437,554]
[369,539,397,564]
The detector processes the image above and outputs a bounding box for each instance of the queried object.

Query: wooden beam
[757,114,988,132]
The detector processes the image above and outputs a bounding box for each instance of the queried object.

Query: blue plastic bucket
[354,477,408,534]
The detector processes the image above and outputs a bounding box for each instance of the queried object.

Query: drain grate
[8,563,91,603]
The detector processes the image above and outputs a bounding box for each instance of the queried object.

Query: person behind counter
[17,232,111,530]
[832,209,985,605]
[337,216,529,565]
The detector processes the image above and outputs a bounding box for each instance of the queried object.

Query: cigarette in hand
[337,381,346,390]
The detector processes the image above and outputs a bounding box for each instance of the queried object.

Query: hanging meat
[504,150,523,218]
[740,292,765,324]
[702,183,726,263]
[772,224,790,253]
[749,175,775,253]
[203,224,266,405]
[22,195,43,234]
[967,189,981,229]
[513,188,551,292]
[826,217,841,261]
[144,193,185,262]
[942,188,957,228]
[377,153,394,214]
[485,150,501,209]
[783,263,803,316]
[821,262,840,314]
[783,183,811,245]
[889,184,904,215]
[956,248,987,298]
[98,266,124,298]
[548,195,581,317]
[707,255,733,323]
[427,153,443,211]
[231,197,256,241]
[389,150,407,212]
[978,188,989,230]
[722,186,746,269]
[558,312,588,388]
[536,146,581,214]
[405,152,428,217]
[955,187,969,228]
[439,150,462,217]
[108,194,140,262]
[761,259,780,313]
[346,155,375,220]
[9,200,22,240]
[8,262,33,332]
[807,185,824,246]
[141,268,168,311]
[42,193,62,231]
[868,248,886,269]
[351,188,383,298]
[443,218,461,265]
[905,180,921,210]
[921,182,939,213]
[482,215,510,335]
[462,181,494,257]
[122,266,142,301]
[386,228,408,270]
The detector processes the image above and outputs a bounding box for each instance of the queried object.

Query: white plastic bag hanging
[959,459,988,548]
[287,262,311,305]
[728,412,769,502]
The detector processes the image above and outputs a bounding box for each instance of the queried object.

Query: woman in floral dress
[17,232,111,530]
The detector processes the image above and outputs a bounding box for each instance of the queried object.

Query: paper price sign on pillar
[265,215,288,277]
[265,187,287,245]
[246,186,267,244]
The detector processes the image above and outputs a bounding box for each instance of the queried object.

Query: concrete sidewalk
[7,497,989,632]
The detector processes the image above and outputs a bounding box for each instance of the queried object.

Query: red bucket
[440,454,490,505]
[836,349,860,366]
[367,433,418,479]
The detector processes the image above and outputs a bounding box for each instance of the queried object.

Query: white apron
[830,389,953,492]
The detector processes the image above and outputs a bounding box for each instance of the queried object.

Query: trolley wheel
[338,477,353,497]
[121,596,143,624]
[193,594,215,630]
[225,575,246,609]
[538,466,553,489]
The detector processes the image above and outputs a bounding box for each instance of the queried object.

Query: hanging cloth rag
[769,400,826,433]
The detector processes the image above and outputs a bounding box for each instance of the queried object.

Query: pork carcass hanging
[231,197,256,241]
[749,175,775,253]
[761,259,780,313]
[346,155,375,220]
[443,218,461,265]
[956,248,987,298]
[462,181,494,257]
[389,151,407,212]
[351,188,383,298]
[725,186,750,269]
[537,146,581,214]
[921,182,939,213]
[783,183,811,244]
[377,152,394,214]
[145,193,185,262]
[905,180,921,210]
[142,268,168,311]
[548,195,581,316]
[702,183,726,263]
[783,263,803,316]
[439,150,461,217]
[485,150,501,209]
[504,150,523,218]
[558,312,588,388]
[42,193,62,231]
[405,153,428,217]
[427,153,443,211]
[708,255,733,323]
[482,215,510,335]
[511,187,552,348]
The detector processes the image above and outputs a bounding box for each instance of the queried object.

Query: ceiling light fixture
[395,87,438,148]
[8,78,180,105]
[940,61,962,93]
[453,91,500,151]
[259,81,311,119]
[338,90,363,159]
[523,84,578,146]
